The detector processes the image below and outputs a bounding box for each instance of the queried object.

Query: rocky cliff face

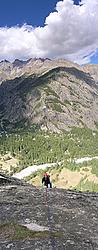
[0,58,80,83]
[0,175,98,250]
[83,64,98,83]
[0,58,98,133]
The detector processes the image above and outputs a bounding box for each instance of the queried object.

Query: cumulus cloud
[0,0,98,64]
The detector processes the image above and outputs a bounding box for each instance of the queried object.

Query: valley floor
[12,156,98,191]
[13,156,98,179]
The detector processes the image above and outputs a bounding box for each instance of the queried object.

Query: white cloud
[0,0,98,64]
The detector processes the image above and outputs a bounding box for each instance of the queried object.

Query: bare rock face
[0,173,25,185]
[0,58,98,132]
[83,64,98,83]
[0,176,98,249]
[0,58,80,83]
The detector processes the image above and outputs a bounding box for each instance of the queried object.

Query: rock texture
[0,58,98,132]
[0,175,98,249]
[83,64,98,83]
[0,59,80,83]
[0,173,25,185]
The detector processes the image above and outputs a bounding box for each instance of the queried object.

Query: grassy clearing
[25,161,98,192]
[0,223,61,240]
[75,179,98,192]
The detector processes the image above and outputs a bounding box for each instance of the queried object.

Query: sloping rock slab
[0,173,26,185]
[0,182,98,249]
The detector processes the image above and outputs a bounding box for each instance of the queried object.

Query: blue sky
[0,0,98,64]
[0,0,80,27]
[0,0,58,27]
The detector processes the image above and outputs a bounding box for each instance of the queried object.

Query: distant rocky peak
[12,59,27,68]
[0,60,10,64]
[0,60,11,67]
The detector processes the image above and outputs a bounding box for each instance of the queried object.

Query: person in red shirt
[42,172,52,188]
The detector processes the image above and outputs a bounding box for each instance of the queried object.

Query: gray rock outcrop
[0,175,98,249]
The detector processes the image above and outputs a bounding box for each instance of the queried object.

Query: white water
[74,156,98,164]
[13,156,98,180]
[13,162,60,179]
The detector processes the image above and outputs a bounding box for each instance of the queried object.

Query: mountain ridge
[0,58,98,133]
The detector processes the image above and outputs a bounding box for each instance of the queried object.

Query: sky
[0,0,98,65]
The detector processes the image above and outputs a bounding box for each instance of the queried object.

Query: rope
[43,187,65,250]
[44,187,56,250]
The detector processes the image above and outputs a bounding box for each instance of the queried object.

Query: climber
[42,172,52,188]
